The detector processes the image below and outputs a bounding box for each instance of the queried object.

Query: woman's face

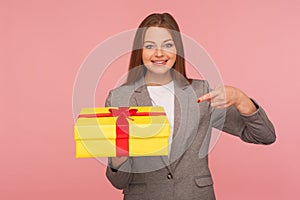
[142,27,177,76]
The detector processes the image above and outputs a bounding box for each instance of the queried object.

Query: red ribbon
[78,107,166,156]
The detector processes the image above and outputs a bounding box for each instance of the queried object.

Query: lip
[151,60,168,65]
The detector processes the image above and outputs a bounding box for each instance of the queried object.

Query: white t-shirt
[147,81,174,157]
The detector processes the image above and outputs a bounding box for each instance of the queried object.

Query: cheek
[166,49,176,59]
[169,52,177,64]
[172,53,177,61]
[142,51,151,63]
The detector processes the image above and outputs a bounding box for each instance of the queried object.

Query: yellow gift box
[74,106,170,158]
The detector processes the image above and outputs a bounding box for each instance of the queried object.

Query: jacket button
[167,173,173,179]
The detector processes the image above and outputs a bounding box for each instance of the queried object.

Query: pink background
[1,0,299,199]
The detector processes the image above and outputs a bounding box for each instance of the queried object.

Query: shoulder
[107,83,136,101]
[105,83,136,107]
[188,79,210,95]
[109,83,135,95]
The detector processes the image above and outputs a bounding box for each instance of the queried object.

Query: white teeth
[153,60,167,64]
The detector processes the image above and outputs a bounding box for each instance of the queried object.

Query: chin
[148,65,172,74]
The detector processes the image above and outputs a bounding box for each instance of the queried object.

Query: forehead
[144,27,173,42]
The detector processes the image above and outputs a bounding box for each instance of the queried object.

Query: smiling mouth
[151,60,168,65]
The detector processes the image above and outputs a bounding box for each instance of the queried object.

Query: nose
[155,48,164,57]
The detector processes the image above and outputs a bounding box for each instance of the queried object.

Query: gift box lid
[74,106,170,140]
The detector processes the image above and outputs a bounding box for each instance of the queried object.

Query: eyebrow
[143,39,174,44]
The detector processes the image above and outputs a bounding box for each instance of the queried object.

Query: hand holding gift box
[74,106,170,158]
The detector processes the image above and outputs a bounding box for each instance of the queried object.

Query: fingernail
[197,99,201,103]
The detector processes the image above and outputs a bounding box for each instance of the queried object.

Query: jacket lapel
[169,82,190,170]
[132,78,173,173]
[170,80,201,171]
[131,78,200,173]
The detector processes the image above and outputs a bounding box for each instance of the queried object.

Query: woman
[105,13,276,200]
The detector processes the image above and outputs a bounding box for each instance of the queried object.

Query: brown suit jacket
[105,78,276,200]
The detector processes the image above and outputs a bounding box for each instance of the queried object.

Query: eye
[144,44,155,49]
[164,43,174,48]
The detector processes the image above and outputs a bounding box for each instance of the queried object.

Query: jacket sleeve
[196,79,276,145]
[212,100,276,144]
[104,91,133,189]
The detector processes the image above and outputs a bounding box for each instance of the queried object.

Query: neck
[145,71,172,86]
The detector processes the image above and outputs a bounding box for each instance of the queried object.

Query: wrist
[234,91,257,115]
[111,157,128,169]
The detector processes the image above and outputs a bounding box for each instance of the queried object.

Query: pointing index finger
[197,93,211,103]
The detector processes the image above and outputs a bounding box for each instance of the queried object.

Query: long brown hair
[126,13,189,85]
